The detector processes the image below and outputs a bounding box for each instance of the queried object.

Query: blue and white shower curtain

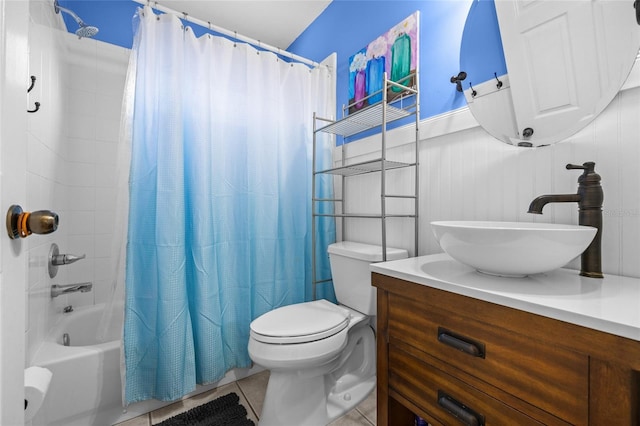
[122,7,336,403]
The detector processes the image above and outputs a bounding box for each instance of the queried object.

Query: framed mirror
[460,0,640,147]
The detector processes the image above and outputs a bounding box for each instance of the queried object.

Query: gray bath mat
[154,392,255,426]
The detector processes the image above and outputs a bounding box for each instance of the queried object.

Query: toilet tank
[327,241,408,315]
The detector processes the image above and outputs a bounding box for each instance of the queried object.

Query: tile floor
[114,370,376,426]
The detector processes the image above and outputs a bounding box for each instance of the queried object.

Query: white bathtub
[30,303,264,425]
[31,303,126,426]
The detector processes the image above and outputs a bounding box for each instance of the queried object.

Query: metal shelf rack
[311,74,420,299]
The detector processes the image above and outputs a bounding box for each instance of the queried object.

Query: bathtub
[30,303,263,425]
[31,303,126,426]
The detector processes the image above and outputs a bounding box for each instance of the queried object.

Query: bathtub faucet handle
[51,252,85,266]
[48,244,86,278]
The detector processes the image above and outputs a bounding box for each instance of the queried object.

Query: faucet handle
[566,162,595,173]
[52,253,86,266]
[48,243,86,278]
[566,162,600,185]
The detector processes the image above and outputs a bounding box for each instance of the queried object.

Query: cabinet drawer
[389,344,545,426]
[388,293,588,425]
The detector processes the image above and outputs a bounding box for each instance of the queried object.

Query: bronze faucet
[528,162,603,278]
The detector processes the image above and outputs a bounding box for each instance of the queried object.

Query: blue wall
[288,0,474,134]
[460,0,507,89]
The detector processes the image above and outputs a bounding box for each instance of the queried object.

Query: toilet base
[326,375,375,421]
[257,323,375,426]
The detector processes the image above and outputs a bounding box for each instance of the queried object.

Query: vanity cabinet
[373,272,640,425]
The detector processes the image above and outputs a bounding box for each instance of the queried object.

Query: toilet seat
[250,299,351,344]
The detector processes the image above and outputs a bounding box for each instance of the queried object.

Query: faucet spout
[51,282,93,298]
[527,162,603,278]
[528,194,581,214]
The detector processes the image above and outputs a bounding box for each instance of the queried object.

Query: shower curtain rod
[132,0,320,68]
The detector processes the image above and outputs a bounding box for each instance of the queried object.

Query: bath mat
[154,392,255,426]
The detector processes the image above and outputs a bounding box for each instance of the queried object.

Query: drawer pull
[438,327,485,358]
[438,390,485,426]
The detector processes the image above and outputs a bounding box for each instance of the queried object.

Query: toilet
[248,241,408,426]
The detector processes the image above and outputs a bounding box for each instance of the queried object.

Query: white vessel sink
[430,221,597,277]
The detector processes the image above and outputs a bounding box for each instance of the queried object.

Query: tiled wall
[25,5,128,362]
[338,78,640,279]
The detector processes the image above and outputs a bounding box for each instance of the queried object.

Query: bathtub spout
[51,282,93,298]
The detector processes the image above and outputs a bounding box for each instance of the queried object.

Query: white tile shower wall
[338,83,640,279]
[65,38,127,308]
[26,20,71,363]
[25,18,128,363]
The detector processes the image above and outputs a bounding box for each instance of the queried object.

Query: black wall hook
[494,72,503,89]
[27,76,36,93]
[27,102,41,113]
[450,71,467,92]
[27,76,40,113]
[469,82,477,97]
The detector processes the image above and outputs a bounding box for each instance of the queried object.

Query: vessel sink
[430,221,597,277]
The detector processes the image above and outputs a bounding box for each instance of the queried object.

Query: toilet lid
[250,299,350,344]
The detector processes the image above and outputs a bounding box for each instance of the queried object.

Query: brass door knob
[6,205,58,239]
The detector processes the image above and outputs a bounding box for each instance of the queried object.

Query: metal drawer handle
[438,390,485,426]
[438,327,485,358]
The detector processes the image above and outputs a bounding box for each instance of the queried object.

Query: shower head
[54,0,99,39]
[75,24,99,39]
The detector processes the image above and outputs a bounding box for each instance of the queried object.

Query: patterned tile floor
[114,370,376,426]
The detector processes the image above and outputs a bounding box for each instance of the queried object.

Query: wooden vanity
[371,254,640,425]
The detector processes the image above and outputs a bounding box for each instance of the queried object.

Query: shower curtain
[122,6,336,403]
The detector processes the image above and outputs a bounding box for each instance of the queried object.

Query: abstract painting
[348,11,419,114]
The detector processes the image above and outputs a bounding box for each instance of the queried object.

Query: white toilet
[248,241,408,426]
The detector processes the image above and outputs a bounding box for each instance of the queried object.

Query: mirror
[460,0,640,147]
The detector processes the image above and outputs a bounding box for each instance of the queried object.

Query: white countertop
[371,253,640,342]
